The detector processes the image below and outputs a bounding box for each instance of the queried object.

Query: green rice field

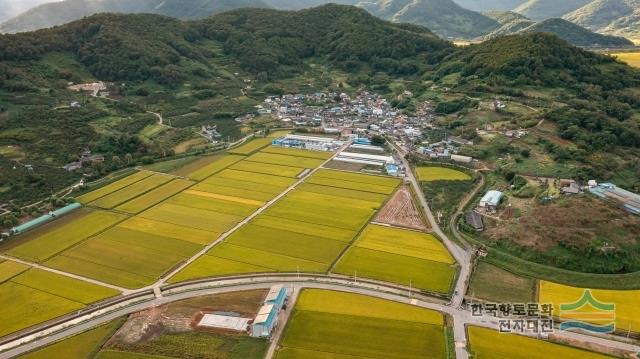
[115,179,194,214]
[89,174,173,209]
[184,154,244,181]
[228,138,273,155]
[77,171,153,204]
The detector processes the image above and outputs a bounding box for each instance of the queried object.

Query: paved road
[389,142,474,359]
[3,276,638,359]
[151,141,351,292]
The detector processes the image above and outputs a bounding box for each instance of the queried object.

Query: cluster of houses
[63,150,105,172]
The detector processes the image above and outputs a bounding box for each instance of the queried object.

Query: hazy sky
[0,0,60,21]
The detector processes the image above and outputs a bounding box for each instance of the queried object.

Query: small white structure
[198,314,250,331]
[335,151,395,167]
[451,154,472,164]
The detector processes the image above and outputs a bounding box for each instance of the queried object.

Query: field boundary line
[0,254,130,294]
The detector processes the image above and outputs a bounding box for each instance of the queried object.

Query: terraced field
[276,289,446,359]
[415,167,471,182]
[468,326,614,359]
[538,281,640,334]
[333,224,457,294]
[170,169,400,282]
[0,266,119,337]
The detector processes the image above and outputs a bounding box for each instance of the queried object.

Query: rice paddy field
[332,224,457,294]
[5,210,128,262]
[467,326,614,359]
[228,138,273,155]
[611,52,640,68]
[415,167,471,182]
[181,154,244,181]
[169,169,399,282]
[538,281,640,334]
[0,266,119,337]
[115,179,194,214]
[276,289,446,359]
[77,171,153,204]
[89,174,174,209]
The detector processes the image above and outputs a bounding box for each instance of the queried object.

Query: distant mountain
[563,0,640,38]
[0,0,272,33]
[0,0,57,22]
[484,10,530,24]
[358,0,500,38]
[514,0,593,20]
[521,18,633,46]
[452,0,524,12]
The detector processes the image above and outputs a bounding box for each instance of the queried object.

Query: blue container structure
[10,202,82,235]
[251,286,288,338]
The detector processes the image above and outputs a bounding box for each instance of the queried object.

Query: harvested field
[374,186,427,230]
[228,138,273,155]
[538,281,640,334]
[261,146,333,160]
[322,160,366,172]
[230,161,304,178]
[77,171,152,204]
[116,179,194,214]
[245,152,325,168]
[181,155,244,181]
[6,210,128,262]
[468,326,614,359]
[276,289,446,359]
[90,174,173,209]
[0,269,119,337]
[416,167,471,182]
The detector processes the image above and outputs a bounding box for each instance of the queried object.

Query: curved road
[2,275,638,359]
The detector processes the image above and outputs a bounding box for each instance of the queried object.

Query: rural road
[2,140,637,359]
[2,276,638,359]
[146,111,164,126]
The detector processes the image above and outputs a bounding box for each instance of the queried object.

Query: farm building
[251,286,288,338]
[335,151,395,167]
[271,134,342,151]
[198,314,250,331]
[590,183,640,215]
[478,190,504,213]
[465,211,484,231]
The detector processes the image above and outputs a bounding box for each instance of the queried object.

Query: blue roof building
[590,183,640,215]
[251,286,288,338]
[478,190,504,212]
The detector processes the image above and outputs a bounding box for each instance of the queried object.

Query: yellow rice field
[89,174,173,209]
[6,210,128,262]
[228,138,273,155]
[611,52,640,68]
[185,154,244,181]
[115,178,193,214]
[415,167,471,182]
[76,171,152,203]
[0,269,118,337]
[468,326,614,358]
[538,281,640,334]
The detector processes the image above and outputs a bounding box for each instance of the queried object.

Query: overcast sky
[0,0,60,21]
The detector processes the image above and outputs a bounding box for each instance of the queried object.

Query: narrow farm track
[3,142,640,359]
[0,254,130,294]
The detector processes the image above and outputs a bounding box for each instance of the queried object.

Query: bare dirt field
[323,160,366,172]
[107,290,268,346]
[374,186,428,230]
